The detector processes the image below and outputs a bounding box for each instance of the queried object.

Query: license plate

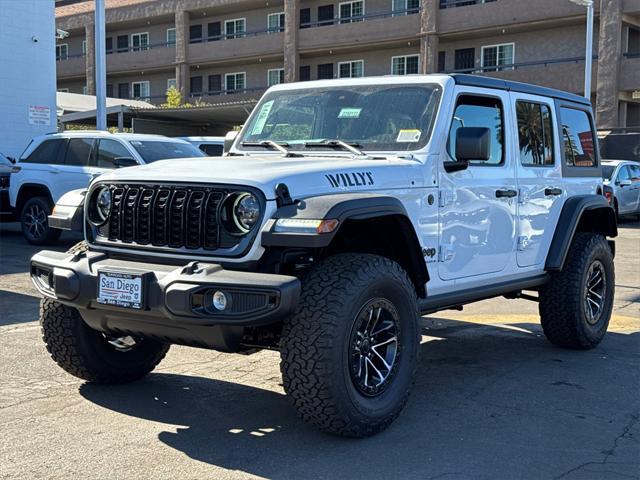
[97,271,144,309]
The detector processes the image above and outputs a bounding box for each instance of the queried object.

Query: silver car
[602,159,640,219]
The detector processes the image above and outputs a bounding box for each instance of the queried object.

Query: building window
[516,102,555,166]
[167,78,177,90]
[166,28,176,46]
[82,85,88,95]
[116,35,129,52]
[317,5,335,26]
[57,88,70,93]
[81,40,86,56]
[190,76,203,95]
[392,0,419,15]
[106,84,113,97]
[300,8,311,28]
[268,68,285,86]
[225,18,246,39]
[106,37,113,54]
[118,83,129,99]
[208,74,222,93]
[339,1,364,23]
[454,48,475,71]
[299,65,311,81]
[208,22,221,41]
[338,60,364,78]
[55,44,68,61]
[189,25,203,44]
[437,51,446,72]
[560,107,597,167]
[268,12,285,33]
[225,72,246,92]
[131,32,149,52]
[317,63,334,79]
[391,55,419,75]
[132,81,150,100]
[481,43,514,71]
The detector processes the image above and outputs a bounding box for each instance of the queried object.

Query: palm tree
[516,102,544,165]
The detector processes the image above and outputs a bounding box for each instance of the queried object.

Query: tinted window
[200,144,223,156]
[95,139,132,168]
[449,96,504,165]
[617,166,631,182]
[602,165,615,180]
[560,107,597,167]
[516,101,554,166]
[23,139,64,164]
[129,141,205,163]
[64,138,95,166]
[630,164,640,180]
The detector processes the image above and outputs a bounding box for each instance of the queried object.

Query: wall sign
[28,105,51,126]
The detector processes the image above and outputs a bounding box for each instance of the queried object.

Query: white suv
[10,131,204,244]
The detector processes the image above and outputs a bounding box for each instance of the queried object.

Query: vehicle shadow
[0,290,41,325]
[79,319,640,479]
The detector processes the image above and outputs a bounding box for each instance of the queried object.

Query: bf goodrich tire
[40,242,170,384]
[280,254,420,437]
[20,196,61,246]
[539,233,614,350]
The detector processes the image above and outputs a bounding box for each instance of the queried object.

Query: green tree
[162,86,182,108]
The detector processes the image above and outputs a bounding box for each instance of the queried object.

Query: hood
[98,155,425,200]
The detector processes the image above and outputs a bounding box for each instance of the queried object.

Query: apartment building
[54,0,640,128]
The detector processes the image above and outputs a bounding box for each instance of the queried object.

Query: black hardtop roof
[450,74,591,107]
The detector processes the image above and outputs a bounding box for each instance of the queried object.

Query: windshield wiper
[303,140,367,156]
[240,140,303,157]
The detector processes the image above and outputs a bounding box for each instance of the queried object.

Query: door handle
[544,187,563,196]
[495,189,517,198]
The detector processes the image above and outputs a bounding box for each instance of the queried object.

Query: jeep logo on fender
[325,172,374,188]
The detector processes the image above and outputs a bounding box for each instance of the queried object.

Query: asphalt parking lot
[1,222,638,480]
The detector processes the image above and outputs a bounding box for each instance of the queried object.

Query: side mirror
[113,157,138,168]
[444,127,491,173]
[619,179,632,187]
[223,130,239,155]
[6,156,16,164]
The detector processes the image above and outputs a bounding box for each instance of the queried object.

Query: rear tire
[539,233,614,349]
[280,254,420,437]
[40,242,169,384]
[20,196,60,245]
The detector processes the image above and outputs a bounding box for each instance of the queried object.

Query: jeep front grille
[97,183,238,252]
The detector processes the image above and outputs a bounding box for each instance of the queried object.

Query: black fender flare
[545,194,617,272]
[261,193,428,290]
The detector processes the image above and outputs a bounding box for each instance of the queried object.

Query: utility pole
[95,0,107,130]
[570,0,595,99]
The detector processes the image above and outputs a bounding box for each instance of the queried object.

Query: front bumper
[30,249,300,351]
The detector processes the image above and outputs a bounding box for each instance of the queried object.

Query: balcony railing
[107,41,175,54]
[299,8,420,29]
[188,86,267,99]
[623,52,640,59]
[439,0,497,8]
[189,27,280,45]
[445,55,598,74]
[56,52,85,62]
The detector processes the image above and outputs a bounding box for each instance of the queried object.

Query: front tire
[539,233,614,349]
[280,254,420,437]
[20,196,60,245]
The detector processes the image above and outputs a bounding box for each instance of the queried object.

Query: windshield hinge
[275,183,294,207]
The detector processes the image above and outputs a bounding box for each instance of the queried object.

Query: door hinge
[439,244,454,262]
[439,190,455,207]
[517,236,529,251]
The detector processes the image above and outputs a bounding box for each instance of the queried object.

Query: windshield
[238,83,442,153]
[130,141,205,163]
[602,165,616,180]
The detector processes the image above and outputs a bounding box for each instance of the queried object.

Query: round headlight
[88,186,111,226]
[232,192,260,233]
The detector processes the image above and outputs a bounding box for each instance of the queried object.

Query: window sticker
[338,107,362,119]
[396,129,421,143]
[251,100,274,135]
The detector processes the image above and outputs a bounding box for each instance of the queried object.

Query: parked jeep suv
[10,132,204,245]
[31,75,616,437]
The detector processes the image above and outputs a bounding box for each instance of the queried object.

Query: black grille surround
[87,182,265,258]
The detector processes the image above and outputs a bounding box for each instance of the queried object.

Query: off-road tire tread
[40,241,169,384]
[280,253,419,437]
[539,233,614,350]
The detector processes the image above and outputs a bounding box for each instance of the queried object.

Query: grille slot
[98,184,236,252]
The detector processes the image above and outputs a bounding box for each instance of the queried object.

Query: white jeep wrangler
[31,75,617,437]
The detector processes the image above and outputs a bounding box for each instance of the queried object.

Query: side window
[560,107,597,168]
[617,166,631,183]
[22,139,64,164]
[64,138,95,167]
[448,95,504,165]
[629,165,640,181]
[516,101,555,166]
[200,144,223,156]
[95,139,132,168]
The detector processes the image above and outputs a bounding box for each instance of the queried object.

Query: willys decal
[325,172,374,188]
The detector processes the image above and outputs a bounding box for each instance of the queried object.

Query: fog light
[212,291,228,311]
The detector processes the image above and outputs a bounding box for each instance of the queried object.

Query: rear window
[560,107,597,168]
[129,141,205,163]
[22,139,65,164]
[602,165,616,180]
